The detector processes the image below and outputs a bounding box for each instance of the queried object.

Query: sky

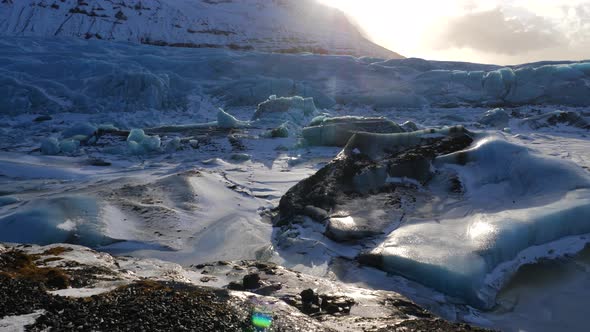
[318,0,590,65]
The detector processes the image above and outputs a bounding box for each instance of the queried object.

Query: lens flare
[251,311,272,329]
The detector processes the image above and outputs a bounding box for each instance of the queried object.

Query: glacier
[0,37,589,117]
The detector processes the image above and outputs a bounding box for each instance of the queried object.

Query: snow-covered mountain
[0,0,401,58]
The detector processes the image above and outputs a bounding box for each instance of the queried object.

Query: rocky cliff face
[0,0,402,58]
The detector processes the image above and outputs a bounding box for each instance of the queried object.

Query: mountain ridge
[0,0,403,58]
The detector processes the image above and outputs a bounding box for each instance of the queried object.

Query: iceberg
[40,137,60,155]
[364,138,590,309]
[217,108,250,129]
[265,123,290,138]
[126,129,161,155]
[253,95,318,126]
[477,108,510,129]
[303,116,404,147]
[62,123,97,140]
[164,137,182,153]
[59,139,80,154]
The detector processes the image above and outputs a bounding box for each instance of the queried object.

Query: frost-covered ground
[1,36,590,332]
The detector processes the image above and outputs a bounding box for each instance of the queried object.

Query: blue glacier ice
[40,137,60,155]
[371,138,590,309]
[0,196,119,247]
[126,129,161,155]
[0,37,589,116]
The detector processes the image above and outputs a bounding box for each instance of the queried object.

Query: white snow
[0,310,45,332]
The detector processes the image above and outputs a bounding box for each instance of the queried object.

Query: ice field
[1,36,590,331]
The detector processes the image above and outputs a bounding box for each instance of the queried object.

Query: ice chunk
[253,95,318,126]
[40,137,60,155]
[265,123,289,138]
[217,108,249,129]
[126,129,161,155]
[230,153,251,162]
[478,108,510,129]
[127,129,147,144]
[325,216,379,242]
[213,78,335,109]
[343,126,469,159]
[98,124,120,132]
[368,138,590,309]
[189,140,199,149]
[59,139,80,154]
[142,136,162,152]
[303,116,404,147]
[520,111,590,130]
[164,137,182,152]
[400,121,419,132]
[62,123,97,140]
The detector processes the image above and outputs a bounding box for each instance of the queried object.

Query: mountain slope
[0,0,402,58]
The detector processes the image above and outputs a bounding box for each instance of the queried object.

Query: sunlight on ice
[468,220,496,241]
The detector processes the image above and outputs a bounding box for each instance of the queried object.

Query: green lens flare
[251,312,272,329]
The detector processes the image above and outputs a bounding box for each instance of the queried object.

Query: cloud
[565,3,590,43]
[435,8,566,55]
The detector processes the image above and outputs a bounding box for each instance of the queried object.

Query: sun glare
[318,0,460,59]
[317,0,588,64]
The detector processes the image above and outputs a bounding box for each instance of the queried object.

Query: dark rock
[87,158,111,166]
[302,303,321,315]
[387,299,432,318]
[522,111,590,130]
[242,273,261,289]
[320,294,355,315]
[388,156,432,184]
[300,289,319,305]
[324,216,380,242]
[226,281,244,291]
[255,283,282,296]
[303,205,329,222]
[33,115,52,122]
[277,128,473,227]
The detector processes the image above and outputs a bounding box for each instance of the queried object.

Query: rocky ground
[0,243,493,331]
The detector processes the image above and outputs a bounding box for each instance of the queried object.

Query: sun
[316,0,471,60]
